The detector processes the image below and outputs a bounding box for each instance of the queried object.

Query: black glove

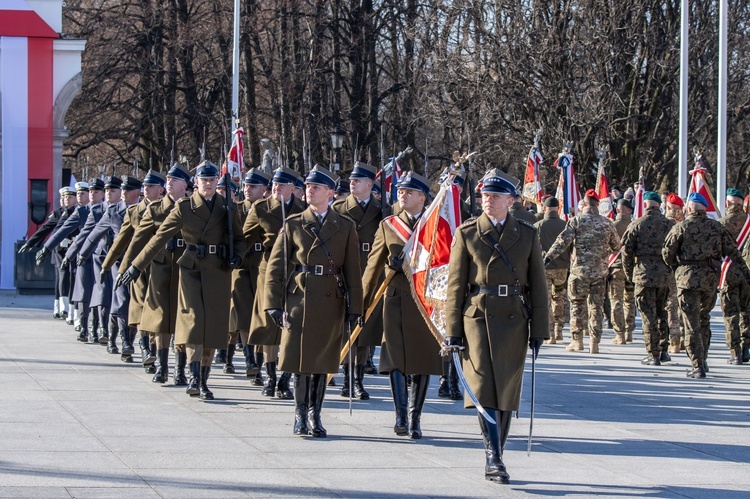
[345,314,363,332]
[76,254,88,267]
[543,256,551,267]
[60,257,70,270]
[19,243,31,254]
[227,255,242,269]
[116,265,141,289]
[35,248,50,266]
[267,308,285,328]
[99,269,108,284]
[388,255,404,271]
[529,337,543,359]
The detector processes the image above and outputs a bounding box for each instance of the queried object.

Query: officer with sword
[444,169,549,484]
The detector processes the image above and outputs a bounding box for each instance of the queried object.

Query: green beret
[543,196,559,208]
[643,191,661,203]
[727,187,744,199]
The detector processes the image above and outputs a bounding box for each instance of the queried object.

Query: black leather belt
[679,259,711,266]
[185,244,227,258]
[470,284,524,296]
[360,242,371,252]
[295,264,341,276]
[166,238,185,251]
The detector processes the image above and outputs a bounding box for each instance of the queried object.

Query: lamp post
[330,124,345,171]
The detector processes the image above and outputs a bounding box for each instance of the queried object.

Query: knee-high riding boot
[408,374,429,439]
[478,409,510,484]
[293,374,310,435]
[307,374,327,438]
[389,370,408,436]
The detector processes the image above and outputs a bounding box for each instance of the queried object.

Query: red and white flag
[688,162,721,220]
[523,145,543,207]
[401,177,462,342]
[595,162,614,219]
[633,175,645,218]
[223,127,244,179]
[554,153,581,221]
[375,159,403,205]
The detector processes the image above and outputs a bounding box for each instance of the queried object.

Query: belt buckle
[208,245,217,254]
[254,242,262,252]
[314,265,324,275]
[497,285,508,297]
[177,239,184,248]
[361,242,370,252]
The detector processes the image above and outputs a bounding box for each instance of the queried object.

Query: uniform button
[488,314,493,319]
[489,266,494,271]
[509,314,514,319]
[512,267,517,272]
[326,292,330,297]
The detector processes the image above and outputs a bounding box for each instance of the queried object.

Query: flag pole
[231,0,240,135]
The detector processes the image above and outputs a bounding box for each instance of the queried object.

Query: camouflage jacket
[609,213,632,270]
[546,206,620,278]
[663,210,748,290]
[719,203,749,285]
[621,207,674,288]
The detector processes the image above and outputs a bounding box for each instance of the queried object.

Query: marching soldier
[718,188,750,365]
[444,169,549,484]
[609,199,636,344]
[102,171,166,371]
[120,163,192,385]
[245,167,306,399]
[510,193,537,224]
[545,189,620,353]
[228,169,272,377]
[534,196,569,344]
[662,193,750,378]
[264,166,363,437]
[331,162,383,400]
[118,162,245,399]
[361,171,443,439]
[621,192,674,365]
[664,193,686,353]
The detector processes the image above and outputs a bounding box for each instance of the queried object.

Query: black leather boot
[498,410,512,453]
[353,364,370,400]
[139,335,156,366]
[438,361,450,398]
[277,371,294,399]
[262,361,277,396]
[448,360,462,400]
[173,351,188,386]
[340,364,351,398]
[97,307,109,345]
[199,365,214,400]
[224,344,236,374]
[389,370,408,436]
[152,348,169,383]
[121,325,135,355]
[293,374,310,435]
[479,409,510,484]
[364,348,377,375]
[252,351,264,385]
[307,374,327,437]
[215,349,227,365]
[742,345,750,363]
[244,345,260,377]
[77,309,90,342]
[186,361,201,396]
[408,375,429,439]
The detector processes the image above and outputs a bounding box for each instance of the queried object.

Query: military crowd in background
[17,157,750,485]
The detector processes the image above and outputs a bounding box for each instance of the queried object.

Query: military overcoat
[445,213,549,411]
[131,192,245,348]
[331,194,384,346]
[361,211,443,375]
[264,208,363,374]
[230,199,264,331]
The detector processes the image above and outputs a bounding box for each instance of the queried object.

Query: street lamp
[330,124,345,171]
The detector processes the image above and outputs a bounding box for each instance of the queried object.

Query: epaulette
[176,197,191,206]
[458,217,477,229]
[338,213,356,226]
[517,219,536,230]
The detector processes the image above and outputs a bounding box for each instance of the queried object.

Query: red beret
[584,189,599,201]
[666,193,683,207]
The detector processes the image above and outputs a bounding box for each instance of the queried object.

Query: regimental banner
[554,153,580,221]
[402,179,462,342]
[224,127,244,180]
[689,164,721,220]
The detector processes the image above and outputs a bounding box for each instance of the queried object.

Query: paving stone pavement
[0,293,748,498]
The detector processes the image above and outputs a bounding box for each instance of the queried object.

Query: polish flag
[688,161,721,220]
[223,127,244,180]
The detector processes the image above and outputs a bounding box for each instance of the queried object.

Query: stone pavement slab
[0,293,748,498]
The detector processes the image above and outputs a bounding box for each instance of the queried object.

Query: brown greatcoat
[103,199,151,325]
[230,199,265,331]
[361,211,444,376]
[331,193,384,346]
[264,208,363,374]
[445,213,549,411]
[131,192,246,348]
[126,195,184,336]
[244,195,305,345]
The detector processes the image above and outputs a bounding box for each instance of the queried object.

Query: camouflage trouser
[677,288,718,369]
[635,285,669,356]
[608,267,636,335]
[546,268,568,337]
[568,274,606,342]
[719,278,750,354]
[666,276,682,343]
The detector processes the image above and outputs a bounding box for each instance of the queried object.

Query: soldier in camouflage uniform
[718,188,750,365]
[664,193,685,353]
[621,192,674,365]
[545,189,620,353]
[609,199,636,344]
[535,196,569,343]
[662,193,750,378]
